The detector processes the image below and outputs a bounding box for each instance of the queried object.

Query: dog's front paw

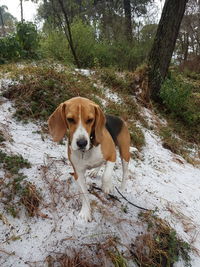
[79,207,92,222]
[102,182,113,194]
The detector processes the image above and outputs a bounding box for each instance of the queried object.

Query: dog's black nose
[77,138,88,149]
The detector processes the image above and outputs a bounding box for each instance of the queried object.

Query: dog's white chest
[70,145,105,170]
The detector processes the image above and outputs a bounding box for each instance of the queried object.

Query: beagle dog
[48,97,130,221]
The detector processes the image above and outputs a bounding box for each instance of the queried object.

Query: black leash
[115,186,150,211]
[90,184,150,211]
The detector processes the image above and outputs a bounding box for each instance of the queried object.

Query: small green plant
[133,212,192,267]
[160,76,191,113]
[0,150,31,174]
[0,149,41,217]
[129,124,145,150]
[108,250,127,267]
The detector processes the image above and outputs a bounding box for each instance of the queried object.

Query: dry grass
[2,62,146,151]
[131,211,192,267]
[0,149,42,217]
[20,183,41,216]
[43,237,128,267]
[1,63,103,122]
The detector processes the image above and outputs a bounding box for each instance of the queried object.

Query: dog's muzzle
[76,138,88,150]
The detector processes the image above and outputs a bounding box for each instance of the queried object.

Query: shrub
[0,22,39,63]
[16,21,40,58]
[71,19,96,67]
[0,34,21,63]
[40,31,73,63]
[39,19,150,70]
[160,76,200,125]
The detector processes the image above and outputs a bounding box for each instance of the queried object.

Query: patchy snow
[104,88,123,104]
[0,93,200,266]
[93,81,123,104]
[0,78,18,89]
[75,68,95,76]
[141,106,167,128]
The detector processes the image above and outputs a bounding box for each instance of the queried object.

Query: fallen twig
[0,248,15,256]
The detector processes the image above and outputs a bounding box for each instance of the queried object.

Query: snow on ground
[93,81,123,104]
[104,88,123,104]
[75,68,95,77]
[0,86,200,266]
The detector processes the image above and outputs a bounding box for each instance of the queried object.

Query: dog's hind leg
[116,123,131,191]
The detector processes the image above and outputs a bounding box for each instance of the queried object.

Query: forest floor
[0,61,200,267]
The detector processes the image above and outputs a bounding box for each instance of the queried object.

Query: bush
[0,34,21,63]
[71,19,96,67]
[16,21,39,58]
[160,76,200,125]
[40,19,150,70]
[40,31,73,63]
[0,22,39,63]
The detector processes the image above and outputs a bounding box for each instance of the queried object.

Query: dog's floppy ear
[94,105,106,143]
[48,103,67,142]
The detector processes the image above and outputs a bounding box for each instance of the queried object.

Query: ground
[0,64,200,266]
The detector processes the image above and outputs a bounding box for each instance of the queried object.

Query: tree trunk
[123,0,132,42]
[183,32,189,61]
[57,0,81,68]
[20,0,24,22]
[148,0,188,102]
[0,7,6,36]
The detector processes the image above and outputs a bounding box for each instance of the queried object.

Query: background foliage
[0,21,39,63]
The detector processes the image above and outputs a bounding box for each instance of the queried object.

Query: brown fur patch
[116,122,131,162]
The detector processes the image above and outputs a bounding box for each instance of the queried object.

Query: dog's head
[48,97,105,151]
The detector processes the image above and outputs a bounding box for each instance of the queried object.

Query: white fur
[120,159,129,191]
[102,161,115,194]
[70,145,129,221]
[75,169,92,221]
[71,122,90,151]
[70,144,105,170]
[71,144,114,221]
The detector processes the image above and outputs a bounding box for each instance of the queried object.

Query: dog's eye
[86,118,93,124]
[67,118,75,123]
